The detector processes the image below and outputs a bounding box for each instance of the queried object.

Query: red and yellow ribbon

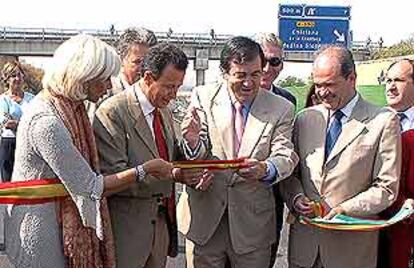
[0,179,68,205]
[173,158,250,170]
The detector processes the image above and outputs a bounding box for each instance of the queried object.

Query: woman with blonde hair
[0,61,35,182]
[6,34,174,268]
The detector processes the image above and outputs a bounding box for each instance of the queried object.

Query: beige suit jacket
[280,96,402,268]
[93,85,181,267]
[179,82,298,255]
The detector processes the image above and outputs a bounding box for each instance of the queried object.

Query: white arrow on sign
[333,29,345,42]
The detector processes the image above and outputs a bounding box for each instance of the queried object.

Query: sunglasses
[266,57,283,67]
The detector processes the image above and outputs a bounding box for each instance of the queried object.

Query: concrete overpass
[0,27,376,85]
[0,27,232,85]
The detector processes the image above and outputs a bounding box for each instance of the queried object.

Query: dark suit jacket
[271,85,297,107]
[270,84,296,233]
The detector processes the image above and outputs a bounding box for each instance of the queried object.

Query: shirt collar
[135,83,155,117]
[335,93,359,119]
[226,83,253,110]
[401,106,414,123]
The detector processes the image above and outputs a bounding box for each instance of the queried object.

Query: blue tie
[325,110,345,159]
[397,112,407,131]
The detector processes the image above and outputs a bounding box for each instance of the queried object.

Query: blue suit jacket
[271,85,297,107]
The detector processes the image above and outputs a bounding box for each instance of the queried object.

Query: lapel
[325,97,369,164]
[159,108,175,161]
[238,89,269,158]
[306,106,330,179]
[210,83,235,159]
[127,84,159,158]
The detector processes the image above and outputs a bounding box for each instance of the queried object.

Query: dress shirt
[134,84,156,139]
[327,93,359,130]
[399,106,414,132]
[228,90,278,184]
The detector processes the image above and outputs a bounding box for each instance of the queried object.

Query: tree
[371,34,414,59]
[277,76,306,88]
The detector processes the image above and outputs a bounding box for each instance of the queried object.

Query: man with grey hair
[87,27,157,120]
[254,32,296,105]
[280,46,401,268]
[254,32,297,267]
[112,27,157,95]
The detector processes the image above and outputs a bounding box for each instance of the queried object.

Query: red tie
[153,109,168,160]
[152,108,177,256]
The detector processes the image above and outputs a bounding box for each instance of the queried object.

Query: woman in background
[0,61,34,182]
[304,83,320,108]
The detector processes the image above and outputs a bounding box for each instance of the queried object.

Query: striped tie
[234,102,245,157]
[325,110,344,160]
[397,112,407,131]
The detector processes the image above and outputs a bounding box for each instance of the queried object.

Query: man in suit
[255,33,296,106]
[180,36,299,267]
[378,59,414,268]
[86,27,157,120]
[93,43,211,268]
[280,46,401,268]
[255,32,297,267]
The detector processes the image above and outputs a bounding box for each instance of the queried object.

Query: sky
[1,0,413,83]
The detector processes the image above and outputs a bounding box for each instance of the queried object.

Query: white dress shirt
[327,93,359,130]
[134,83,156,139]
[399,106,414,132]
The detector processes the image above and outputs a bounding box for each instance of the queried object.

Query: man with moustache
[378,59,414,268]
[280,46,401,268]
[180,36,298,267]
[93,43,212,268]
[255,33,297,267]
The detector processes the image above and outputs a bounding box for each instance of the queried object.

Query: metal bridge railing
[0,26,232,46]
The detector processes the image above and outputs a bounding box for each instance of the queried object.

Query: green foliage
[277,76,306,88]
[285,84,387,112]
[371,35,414,59]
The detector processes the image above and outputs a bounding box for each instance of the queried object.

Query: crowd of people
[0,27,412,268]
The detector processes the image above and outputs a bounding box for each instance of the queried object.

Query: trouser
[0,137,16,182]
[191,213,271,268]
[290,254,324,268]
[145,213,170,268]
[268,185,284,267]
[377,229,390,268]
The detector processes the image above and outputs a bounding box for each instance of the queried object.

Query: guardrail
[0,26,233,46]
[0,26,385,58]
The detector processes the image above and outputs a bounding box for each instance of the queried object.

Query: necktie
[397,112,407,131]
[153,109,168,160]
[325,110,345,159]
[234,102,245,157]
[152,109,177,256]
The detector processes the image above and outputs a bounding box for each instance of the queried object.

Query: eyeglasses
[266,57,283,67]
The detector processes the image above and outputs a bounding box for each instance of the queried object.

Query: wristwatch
[135,165,147,183]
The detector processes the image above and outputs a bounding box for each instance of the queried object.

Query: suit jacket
[271,85,297,107]
[280,96,401,268]
[93,85,181,267]
[180,82,298,254]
